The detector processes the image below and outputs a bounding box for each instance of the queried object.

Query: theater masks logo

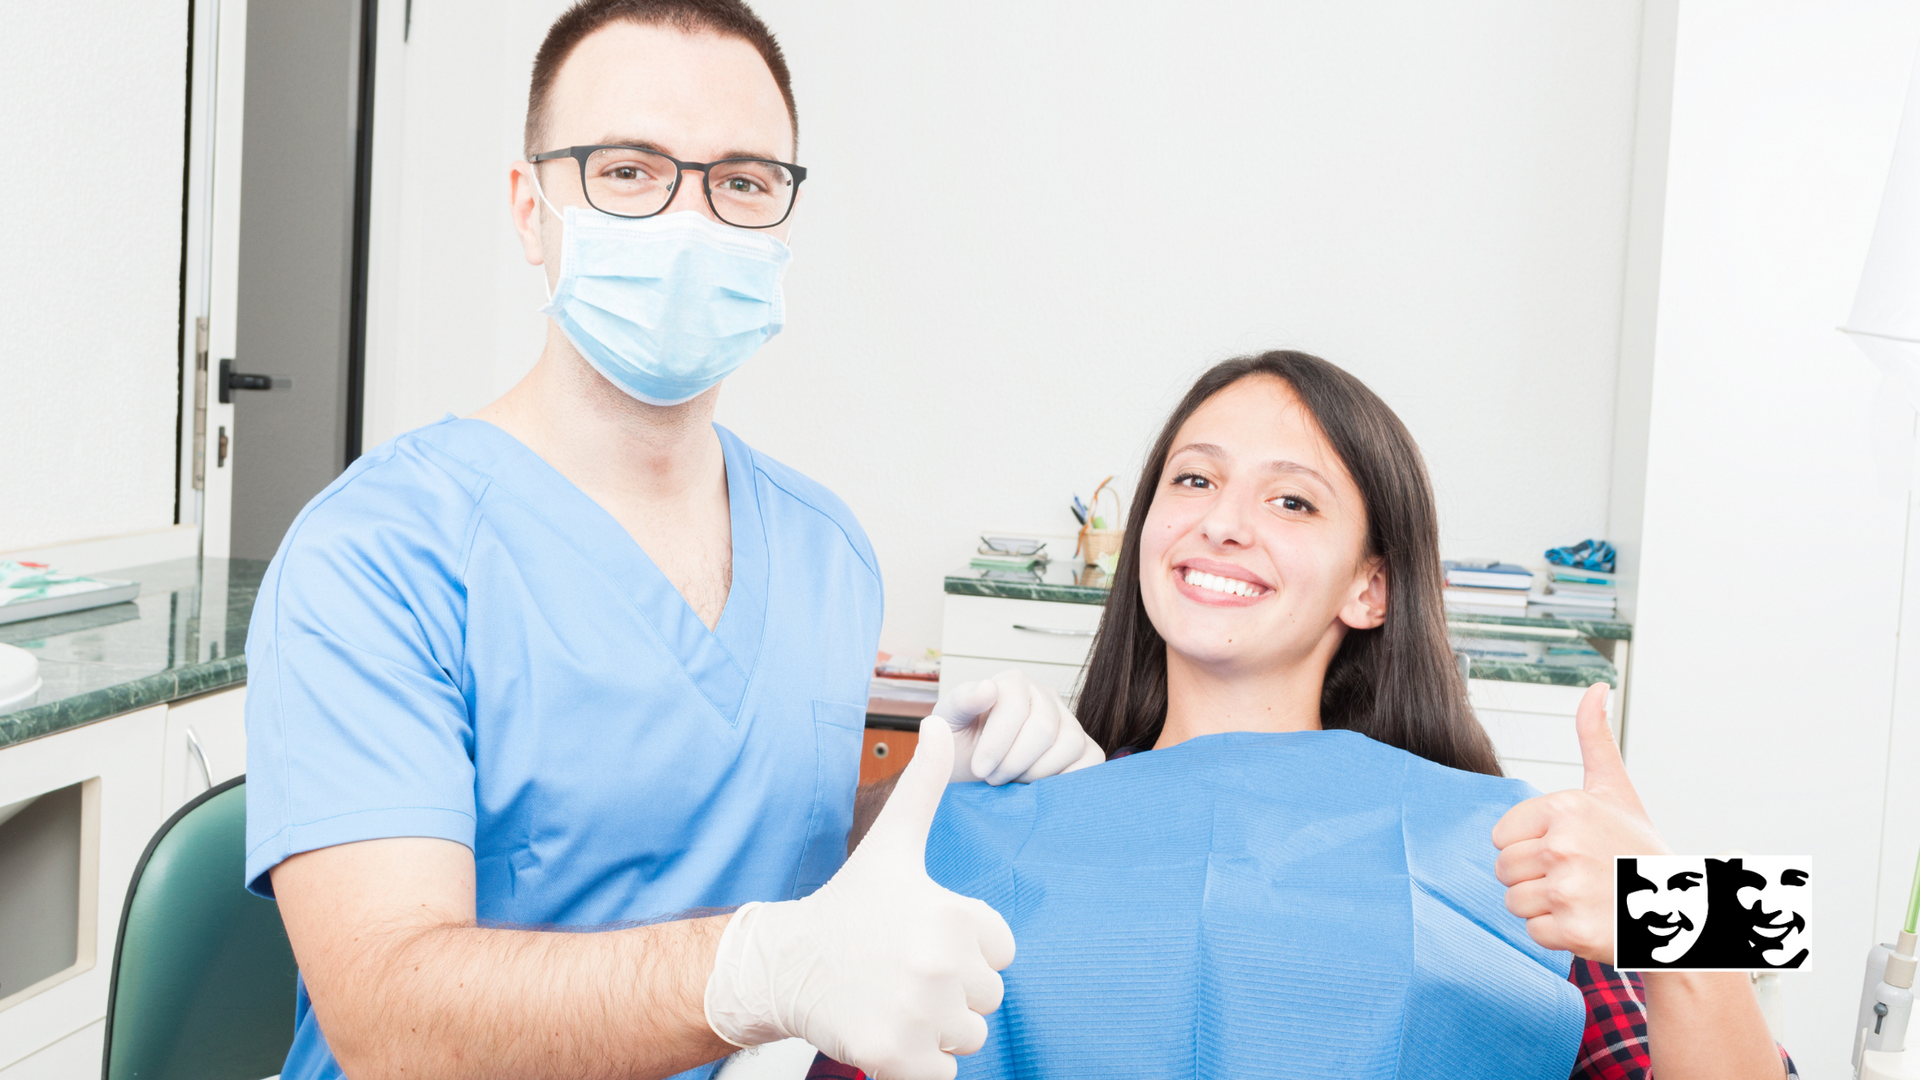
[1614,856,1811,972]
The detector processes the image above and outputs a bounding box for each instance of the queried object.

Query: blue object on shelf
[1544,539,1615,574]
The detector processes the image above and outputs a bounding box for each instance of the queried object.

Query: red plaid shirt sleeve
[1569,957,1797,1080]
[801,959,1798,1080]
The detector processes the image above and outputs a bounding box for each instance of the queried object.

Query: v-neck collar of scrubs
[442,417,769,727]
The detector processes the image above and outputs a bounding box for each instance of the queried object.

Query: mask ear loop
[530,168,564,302]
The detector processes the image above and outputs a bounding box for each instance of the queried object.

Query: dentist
[244,3,1099,1080]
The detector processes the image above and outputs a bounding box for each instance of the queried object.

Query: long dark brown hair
[1075,350,1500,775]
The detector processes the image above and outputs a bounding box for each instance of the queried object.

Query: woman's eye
[1272,495,1315,513]
[1172,472,1211,490]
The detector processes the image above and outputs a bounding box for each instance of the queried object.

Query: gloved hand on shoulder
[936,669,1105,785]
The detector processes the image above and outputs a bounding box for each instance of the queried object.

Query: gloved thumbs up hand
[1491,682,1671,965]
[704,716,1016,1080]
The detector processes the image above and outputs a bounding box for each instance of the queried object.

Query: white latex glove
[937,670,1105,785]
[705,715,1016,1080]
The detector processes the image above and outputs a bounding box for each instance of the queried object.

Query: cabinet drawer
[1478,708,1581,765]
[941,594,1103,667]
[939,654,1087,702]
[1467,679,1591,715]
[1468,678,1618,748]
[860,729,918,786]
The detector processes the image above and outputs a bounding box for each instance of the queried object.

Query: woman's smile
[1172,558,1272,605]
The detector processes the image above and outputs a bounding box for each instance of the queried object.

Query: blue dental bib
[924,730,1586,1079]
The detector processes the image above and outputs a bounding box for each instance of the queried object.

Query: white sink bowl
[0,642,42,710]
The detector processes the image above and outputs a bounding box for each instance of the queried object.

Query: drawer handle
[185,726,213,792]
[1011,624,1096,637]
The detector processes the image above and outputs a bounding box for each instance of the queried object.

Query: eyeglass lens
[579,147,795,227]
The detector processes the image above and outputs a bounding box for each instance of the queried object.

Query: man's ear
[508,162,548,268]
[1338,558,1387,630]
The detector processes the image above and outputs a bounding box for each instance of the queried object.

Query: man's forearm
[1643,971,1784,1079]
[850,773,902,852]
[304,913,735,1080]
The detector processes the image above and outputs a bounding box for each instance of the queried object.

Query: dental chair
[101,777,298,1080]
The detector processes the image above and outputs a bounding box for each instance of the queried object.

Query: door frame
[176,0,247,560]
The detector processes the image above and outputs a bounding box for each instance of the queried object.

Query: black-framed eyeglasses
[530,144,807,229]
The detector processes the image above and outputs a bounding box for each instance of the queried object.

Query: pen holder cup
[1080,528,1123,569]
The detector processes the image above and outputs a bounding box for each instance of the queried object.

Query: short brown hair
[524,0,797,157]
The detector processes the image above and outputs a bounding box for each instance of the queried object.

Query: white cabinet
[1470,678,1616,793]
[939,594,1102,699]
[0,685,248,1076]
[0,705,165,1073]
[161,687,248,818]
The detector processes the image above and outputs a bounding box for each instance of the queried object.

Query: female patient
[812,351,1789,1079]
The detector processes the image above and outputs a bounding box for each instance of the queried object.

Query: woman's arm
[1493,684,1785,1079]
[1642,971,1783,1079]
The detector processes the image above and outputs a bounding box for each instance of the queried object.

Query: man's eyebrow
[1667,871,1702,888]
[593,136,672,154]
[593,137,787,162]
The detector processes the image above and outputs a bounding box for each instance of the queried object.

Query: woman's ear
[1338,558,1387,630]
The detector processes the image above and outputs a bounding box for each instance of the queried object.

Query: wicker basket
[1076,477,1125,569]
[1080,528,1123,569]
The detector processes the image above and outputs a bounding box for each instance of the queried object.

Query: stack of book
[1442,561,1534,615]
[1531,567,1617,617]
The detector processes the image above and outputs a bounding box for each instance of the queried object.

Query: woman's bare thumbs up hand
[1491,682,1671,965]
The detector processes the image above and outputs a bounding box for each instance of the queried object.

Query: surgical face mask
[537,187,792,406]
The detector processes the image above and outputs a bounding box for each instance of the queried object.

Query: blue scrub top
[244,418,883,1080]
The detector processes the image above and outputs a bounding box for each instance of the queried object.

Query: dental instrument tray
[0,562,140,626]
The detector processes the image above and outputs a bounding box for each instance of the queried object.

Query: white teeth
[1182,568,1261,598]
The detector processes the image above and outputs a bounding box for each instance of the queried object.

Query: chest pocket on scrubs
[792,700,867,896]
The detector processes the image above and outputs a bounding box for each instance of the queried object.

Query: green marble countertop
[1444,607,1630,640]
[945,560,1115,604]
[0,557,267,750]
[945,563,1624,688]
[1447,620,1618,688]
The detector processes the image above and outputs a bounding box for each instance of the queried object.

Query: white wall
[365,1,1645,657]
[0,5,190,552]
[1607,0,1679,627]
[361,0,562,457]
[1625,4,1920,1073]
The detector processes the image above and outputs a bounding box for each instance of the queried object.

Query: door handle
[218,358,293,403]
[1011,624,1096,637]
